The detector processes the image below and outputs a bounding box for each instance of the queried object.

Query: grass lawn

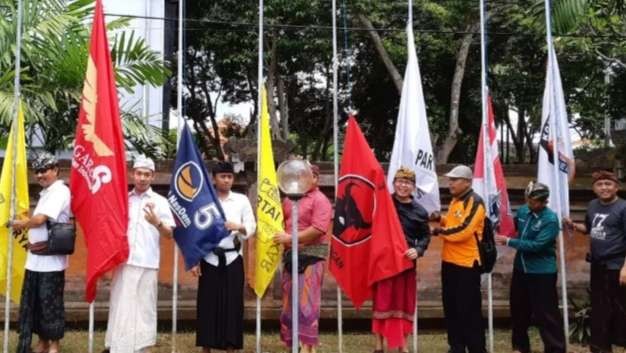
[3,329,609,353]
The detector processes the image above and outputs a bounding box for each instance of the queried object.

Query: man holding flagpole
[190,160,256,353]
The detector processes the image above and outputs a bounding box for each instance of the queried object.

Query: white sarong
[105,264,158,353]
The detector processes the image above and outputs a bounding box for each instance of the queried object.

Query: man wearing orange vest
[433,165,486,353]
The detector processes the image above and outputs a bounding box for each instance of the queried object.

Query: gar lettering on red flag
[70,0,129,303]
[329,116,413,309]
[472,94,515,237]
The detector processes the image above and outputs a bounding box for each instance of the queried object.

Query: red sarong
[372,267,416,349]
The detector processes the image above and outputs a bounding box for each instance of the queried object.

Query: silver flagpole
[544,0,569,346]
[331,0,343,353]
[256,0,264,352]
[172,1,185,352]
[407,2,419,352]
[478,0,494,351]
[3,1,24,352]
[88,303,95,353]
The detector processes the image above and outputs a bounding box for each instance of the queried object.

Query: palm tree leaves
[0,0,170,156]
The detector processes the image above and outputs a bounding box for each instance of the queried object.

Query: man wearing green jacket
[495,182,565,353]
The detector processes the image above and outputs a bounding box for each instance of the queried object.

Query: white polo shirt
[25,180,71,272]
[204,191,256,266]
[126,188,176,269]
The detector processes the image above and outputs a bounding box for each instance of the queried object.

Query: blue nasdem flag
[168,124,229,269]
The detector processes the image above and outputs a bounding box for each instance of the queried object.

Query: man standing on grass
[190,161,256,353]
[104,156,175,353]
[565,170,626,353]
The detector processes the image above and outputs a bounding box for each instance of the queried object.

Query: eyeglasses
[34,167,53,174]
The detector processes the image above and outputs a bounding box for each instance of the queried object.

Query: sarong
[372,268,416,350]
[105,264,158,353]
[280,261,325,347]
[16,270,65,353]
[196,256,244,349]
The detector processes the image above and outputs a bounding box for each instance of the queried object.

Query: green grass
[2,329,607,353]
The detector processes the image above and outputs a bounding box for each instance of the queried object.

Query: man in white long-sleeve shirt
[190,161,256,353]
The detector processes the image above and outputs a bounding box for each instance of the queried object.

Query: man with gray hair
[104,156,175,353]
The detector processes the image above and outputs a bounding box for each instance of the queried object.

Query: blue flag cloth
[168,124,229,270]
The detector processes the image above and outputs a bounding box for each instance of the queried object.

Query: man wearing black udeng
[566,170,626,353]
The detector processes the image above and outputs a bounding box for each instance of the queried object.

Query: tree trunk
[356,13,403,95]
[436,22,479,163]
[266,37,281,140]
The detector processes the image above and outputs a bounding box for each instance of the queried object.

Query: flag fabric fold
[537,47,575,217]
[330,116,413,309]
[0,102,30,304]
[472,93,515,237]
[70,0,129,303]
[168,124,230,270]
[252,87,283,297]
[387,24,440,214]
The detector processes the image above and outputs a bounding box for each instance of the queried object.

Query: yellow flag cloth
[254,87,284,297]
[0,102,30,304]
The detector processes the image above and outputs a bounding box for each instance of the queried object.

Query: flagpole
[331,0,344,353]
[544,0,569,346]
[171,1,185,352]
[88,303,95,353]
[478,0,495,351]
[256,0,264,352]
[3,0,24,352]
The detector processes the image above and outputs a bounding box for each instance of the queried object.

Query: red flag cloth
[329,117,413,309]
[472,94,516,237]
[70,0,129,302]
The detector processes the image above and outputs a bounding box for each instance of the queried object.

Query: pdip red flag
[70,0,129,302]
[330,116,413,309]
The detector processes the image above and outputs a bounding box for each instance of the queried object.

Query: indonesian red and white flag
[70,0,129,303]
[472,93,515,237]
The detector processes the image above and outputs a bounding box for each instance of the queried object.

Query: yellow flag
[254,87,284,297]
[0,102,30,304]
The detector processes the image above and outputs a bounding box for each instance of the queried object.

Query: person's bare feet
[33,339,49,353]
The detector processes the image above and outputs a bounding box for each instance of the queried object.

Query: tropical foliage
[0,0,171,156]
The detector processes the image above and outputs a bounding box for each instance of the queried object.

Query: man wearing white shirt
[190,161,256,353]
[104,156,175,353]
[14,152,71,353]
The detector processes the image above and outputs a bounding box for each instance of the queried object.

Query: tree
[0,0,172,156]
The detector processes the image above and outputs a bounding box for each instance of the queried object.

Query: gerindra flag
[253,87,283,297]
[537,46,575,217]
[472,94,515,237]
[168,124,229,270]
[387,24,440,214]
[0,102,29,304]
[70,0,129,303]
[330,116,413,309]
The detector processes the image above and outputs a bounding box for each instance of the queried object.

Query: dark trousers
[510,270,565,353]
[590,263,626,353]
[441,261,486,353]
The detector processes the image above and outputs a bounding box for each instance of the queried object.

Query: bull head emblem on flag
[333,175,374,245]
[81,57,113,157]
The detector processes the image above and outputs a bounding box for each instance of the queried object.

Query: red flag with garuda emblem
[329,116,413,309]
[70,0,129,303]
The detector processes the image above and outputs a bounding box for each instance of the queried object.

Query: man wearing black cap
[496,182,565,353]
[12,152,70,353]
[190,161,256,353]
[565,171,626,353]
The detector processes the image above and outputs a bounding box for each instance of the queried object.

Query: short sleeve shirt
[126,188,176,269]
[584,198,626,269]
[25,180,71,272]
[282,187,332,245]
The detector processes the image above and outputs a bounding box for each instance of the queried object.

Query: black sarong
[16,270,65,353]
[196,256,244,349]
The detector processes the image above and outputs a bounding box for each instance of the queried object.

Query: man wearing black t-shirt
[566,170,626,353]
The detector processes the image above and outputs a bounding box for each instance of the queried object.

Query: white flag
[537,46,575,217]
[387,24,440,213]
